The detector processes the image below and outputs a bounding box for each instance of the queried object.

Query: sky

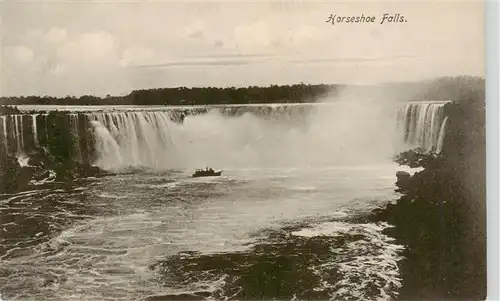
[0,1,485,97]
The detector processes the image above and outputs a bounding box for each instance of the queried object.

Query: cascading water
[89,111,181,170]
[15,115,23,154]
[86,98,403,170]
[1,115,8,152]
[0,100,457,301]
[436,116,449,153]
[31,114,39,147]
[397,101,450,153]
[0,101,450,170]
[90,120,124,169]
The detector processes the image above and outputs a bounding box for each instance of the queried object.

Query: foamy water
[0,164,409,300]
[0,94,432,300]
[293,221,404,300]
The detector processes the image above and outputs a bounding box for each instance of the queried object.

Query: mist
[91,86,406,171]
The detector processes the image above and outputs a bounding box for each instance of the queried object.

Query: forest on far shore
[0,75,484,106]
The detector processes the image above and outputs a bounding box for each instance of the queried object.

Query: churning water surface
[0,164,413,301]
[0,97,437,300]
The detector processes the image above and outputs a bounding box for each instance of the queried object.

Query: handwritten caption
[325,13,407,25]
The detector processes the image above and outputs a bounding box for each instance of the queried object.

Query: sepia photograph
[0,1,487,300]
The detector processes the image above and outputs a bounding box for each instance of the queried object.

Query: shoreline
[0,93,487,300]
[371,146,486,300]
[0,149,107,194]
[0,148,487,299]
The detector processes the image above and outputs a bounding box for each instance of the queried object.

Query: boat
[192,168,223,178]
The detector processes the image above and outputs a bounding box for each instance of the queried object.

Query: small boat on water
[192,168,223,178]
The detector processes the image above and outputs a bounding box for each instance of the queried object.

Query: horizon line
[0,75,485,99]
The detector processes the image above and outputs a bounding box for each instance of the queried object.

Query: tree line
[0,76,484,106]
[0,84,338,106]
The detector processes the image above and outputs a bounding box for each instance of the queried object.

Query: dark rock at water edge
[395,171,411,194]
[0,154,22,192]
[372,98,486,300]
[54,160,105,182]
[26,147,55,168]
[0,148,107,193]
[393,147,439,168]
[372,155,486,299]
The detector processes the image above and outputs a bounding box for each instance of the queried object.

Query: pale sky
[0,1,485,97]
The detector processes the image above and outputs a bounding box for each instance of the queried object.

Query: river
[0,101,442,300]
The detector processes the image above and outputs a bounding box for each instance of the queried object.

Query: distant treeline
[0,84,338,106]
[0,76,484,106]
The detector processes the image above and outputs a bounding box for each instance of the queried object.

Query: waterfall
[90,111,180,169]
[0,102,451,169]
[1,116,7,152]
[32,114,39,147]
[69,114,82,162]
[436,116,449,154]
[90,120,124,169]
[14,115,22,154]
[398,101,450,153]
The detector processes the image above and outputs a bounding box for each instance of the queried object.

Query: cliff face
[0,111,105,193]
[375,98,486,300]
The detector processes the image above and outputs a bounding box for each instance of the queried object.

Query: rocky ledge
[392,147,440,168]
[371,147,486,300]
[0,148,107,193]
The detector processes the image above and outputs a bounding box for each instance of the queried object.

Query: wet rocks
[374,98,487,299]
[372,146,486,300]
[0,154,22,192]
[395,171,411,193]
[54,161,105,182]
[32,169,53,182]
[393,148,438,168]
[0,148,106,193]
[26,147,54,168]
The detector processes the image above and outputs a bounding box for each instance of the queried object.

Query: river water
[0,163,418,301]
[0,100,434,300]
